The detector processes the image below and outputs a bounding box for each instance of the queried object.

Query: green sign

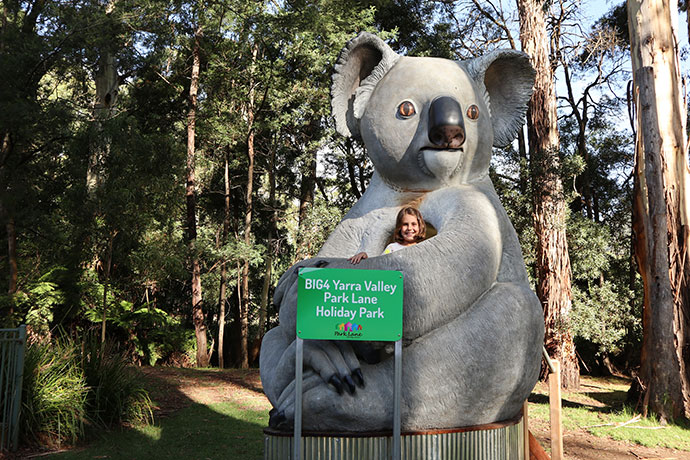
[297,267,403,341]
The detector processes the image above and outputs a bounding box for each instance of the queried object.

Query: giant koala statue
[260,32,544,432]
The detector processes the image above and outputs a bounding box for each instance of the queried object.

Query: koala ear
[466,50,536,147]
[331,32,400,139]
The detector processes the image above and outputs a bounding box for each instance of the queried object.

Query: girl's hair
[394,206,426,244]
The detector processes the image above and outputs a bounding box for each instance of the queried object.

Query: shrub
[21,339,87,448]
[81,337,153,427]
[19,335,154,449]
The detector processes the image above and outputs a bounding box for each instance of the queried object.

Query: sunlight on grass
[132,423,162,441]
[529,376,690,451]
[49,400,268,460]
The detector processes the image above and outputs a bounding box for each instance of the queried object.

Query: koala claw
[315,260,329,267]
[269,409,287,429]
[352,368,365,388]
[328,375,344,394]
[343,374,356,395]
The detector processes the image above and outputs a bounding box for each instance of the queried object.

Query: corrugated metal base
[264,416,524,460]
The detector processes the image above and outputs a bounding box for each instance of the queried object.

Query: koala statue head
[331,32,535,191]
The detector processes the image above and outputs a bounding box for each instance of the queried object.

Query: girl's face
[400,213,420,245]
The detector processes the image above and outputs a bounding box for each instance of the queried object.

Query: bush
[20,335,154,449]
[81,337,153,427]
[21,339,87,448]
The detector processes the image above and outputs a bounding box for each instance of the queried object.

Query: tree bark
[186,26,209,368]
[294,116,320,262]
[517,0,579,388]
[217,149,231,369]
[87,51,118,194]
[259,145,277,344]
[100,232,115,345]
[295,150,317,261]
[4,207,17,297]
[239,43,259,369]
[628,0,690,421]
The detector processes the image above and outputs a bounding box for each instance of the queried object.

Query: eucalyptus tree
[517,0,579,388]
[627,0,690,421]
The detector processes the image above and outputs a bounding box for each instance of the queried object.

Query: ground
[139,367,690,460]
[13,367,689,459]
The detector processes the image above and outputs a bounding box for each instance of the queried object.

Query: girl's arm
[348,252,368,264]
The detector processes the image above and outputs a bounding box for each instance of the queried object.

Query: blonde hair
[394,206,426,244]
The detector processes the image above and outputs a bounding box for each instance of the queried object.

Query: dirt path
[140,367,272,416]
[529,419,689,460]
[141,367,689,460]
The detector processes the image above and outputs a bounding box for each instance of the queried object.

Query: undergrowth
[20,335,154,450]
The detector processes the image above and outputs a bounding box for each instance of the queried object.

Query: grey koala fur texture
[260,32,544,433]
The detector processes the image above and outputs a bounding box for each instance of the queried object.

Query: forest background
[0,0,678,412]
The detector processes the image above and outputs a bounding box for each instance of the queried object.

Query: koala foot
[260,327,364,408]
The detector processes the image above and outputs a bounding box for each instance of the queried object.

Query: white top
[383,242,408,254]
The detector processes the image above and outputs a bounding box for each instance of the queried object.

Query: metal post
[10,325,26,451]
[393,339,402,460]
[293,337,303,460]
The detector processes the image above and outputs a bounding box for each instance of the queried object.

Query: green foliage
[292,200,344,260]
[571,281,636,354]
[20,335,154,449]
[21,339,88,448]
[1,267,67,331]
[81,337,154,427]
[0,0,645,377]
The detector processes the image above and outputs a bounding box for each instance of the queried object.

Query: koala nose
[428,96,465,149]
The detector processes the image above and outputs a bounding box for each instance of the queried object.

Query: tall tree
[517,0,579,388]
[217,148,231,369]
[186,24,209,367]
[627,0,690,421]
[237,40,260,369]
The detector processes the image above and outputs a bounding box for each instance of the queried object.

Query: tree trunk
[100,232,115,344]
[1,137,16,320]
[517,129,528,197]
[295,150,317,261]
[186,26,209,368]
[87,51,118,194]
[627,0,690,421]
[239,43,259,369]
[4,207,17,297]
[217,149,231,369]
[517,0,579,389]
[259,145,277,343]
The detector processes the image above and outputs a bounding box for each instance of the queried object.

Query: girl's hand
[348,252,368,264]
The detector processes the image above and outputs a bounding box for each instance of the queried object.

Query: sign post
[294,267,404,460]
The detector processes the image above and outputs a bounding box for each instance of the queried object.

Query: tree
[185,23,210,368]
[517,0,579,388]
[627,0,690,421]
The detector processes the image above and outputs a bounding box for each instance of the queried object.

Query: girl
[348,206,426,264]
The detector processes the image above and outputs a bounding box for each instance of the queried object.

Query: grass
[19,337,155,450]
[528,375,690,451]
[35,370,690,459]
[47,400,268,460]
[21,339,88,447]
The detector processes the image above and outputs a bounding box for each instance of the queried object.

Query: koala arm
[345,186,503,340]
[276,185,502,342]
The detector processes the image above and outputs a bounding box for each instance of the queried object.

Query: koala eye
[397,101,416,118]
[466,104,480,120]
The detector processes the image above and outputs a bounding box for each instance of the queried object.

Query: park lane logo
[335,321,363,338]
